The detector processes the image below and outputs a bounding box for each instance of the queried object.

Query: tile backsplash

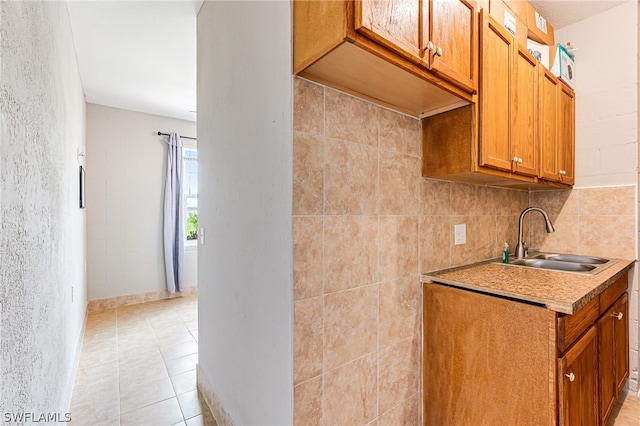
[292,77,532,425]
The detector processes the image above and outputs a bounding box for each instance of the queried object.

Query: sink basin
[531,253,609,264]
[510,258,597,273]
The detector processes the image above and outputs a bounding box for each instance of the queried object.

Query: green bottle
[502,243,510,264]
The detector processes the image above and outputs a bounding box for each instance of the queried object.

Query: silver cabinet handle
[613,312,624,320]
[565,373,575,382]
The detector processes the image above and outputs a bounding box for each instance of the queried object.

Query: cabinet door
[511,44,538,177]
[613,293,629,396]
[538,67,559,181]
[598,303,617,423]
[428,0,477,92]
[479,11,513,172]
[558,326,599,426]
[355,0,422,63]
[599,292,629,425]
[558,84,575,185]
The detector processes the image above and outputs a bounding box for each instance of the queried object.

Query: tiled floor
[69,294,217,426]
[610,391,640,425]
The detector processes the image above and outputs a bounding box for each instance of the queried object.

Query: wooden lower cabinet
[558,326,599,426]
[423,274,629,426]
[598,292,629,424]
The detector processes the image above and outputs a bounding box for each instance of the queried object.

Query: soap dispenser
[502,243,510,264]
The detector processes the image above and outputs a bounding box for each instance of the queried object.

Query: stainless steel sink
[510,258,597,273]
[531,253,609,265]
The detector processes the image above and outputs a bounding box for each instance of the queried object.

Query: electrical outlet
[454,224,466,245]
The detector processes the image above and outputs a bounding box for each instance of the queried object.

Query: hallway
[69,294,216,425]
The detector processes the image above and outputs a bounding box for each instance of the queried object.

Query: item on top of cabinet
[527,38,550,69]
[525,2,554,46]
[551,44,575,89]
[489,0,527,47]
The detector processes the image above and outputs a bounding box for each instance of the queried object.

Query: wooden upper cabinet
[356,0,477,93]
[427,0,477,92]
[538,66,559,181]
[558,326,599,426]
[355,0,422,63]
[479,12,513,172]
[511,44,538,177]
[558,84,576,185]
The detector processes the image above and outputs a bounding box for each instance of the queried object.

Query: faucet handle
[522,241,528,257]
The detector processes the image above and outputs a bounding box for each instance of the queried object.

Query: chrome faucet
[515,207,555,259]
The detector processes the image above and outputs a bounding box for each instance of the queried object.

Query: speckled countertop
[421,257,635,314]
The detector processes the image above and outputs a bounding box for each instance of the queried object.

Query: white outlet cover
[454,224,466,245]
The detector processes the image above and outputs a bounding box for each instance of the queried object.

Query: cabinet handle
[435,47,443,57]
[559,170,566,176]
[518,157,523,164]
[612,312,624,320]
[565,372,575,382]
[513,156,519,163]
[426,41,434,51]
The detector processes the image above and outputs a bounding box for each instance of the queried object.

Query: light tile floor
[69,294,217,426]
[610,391,640,425]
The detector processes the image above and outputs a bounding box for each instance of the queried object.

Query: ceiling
[529,0,627,30]
[66,0,627,123]
[67,0,202,122]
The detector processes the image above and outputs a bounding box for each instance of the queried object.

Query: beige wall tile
[293,216,323,300]
[293,376,323,426]
[420,179,451,216]
[324,139,378,215]
[531,214,580,254]
[378,394,420,426]
[450,215,497,266]
[324,285,378,371]
[294,78,324,135]
[378,108,420,157]
[450,183,479,216]
[497,188,530,216]
[579,186,635,216]
[378,337,419,414]
[324,354,377,425]
[419,215,451,272]
[325,89,378,147]
[294,297,323,385]
[379,277,421,348]
[379,216,418,281]
[495,214,523,253]
[579,215,635,259]
[324,216,378,293]
[477,186,500,216]
[293,132,324,215]
[379,151,419,215]
[530,189,578,217]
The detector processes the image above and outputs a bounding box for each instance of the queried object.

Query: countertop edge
[422,258,636,314]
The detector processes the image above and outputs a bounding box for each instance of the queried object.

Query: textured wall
[197,1,293,424]
[85,103,197,301]
[292,77,530,425]
[0,0,86,415]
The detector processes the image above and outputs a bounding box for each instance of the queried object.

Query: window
[183,147,198,241]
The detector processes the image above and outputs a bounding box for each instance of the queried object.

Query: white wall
[555,0,638,188]
[553,0,640,392]
[0,0,86,413]
[86,104,197,301]
[197,1,293,424]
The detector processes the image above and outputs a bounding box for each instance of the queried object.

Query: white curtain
[163,133,185,293]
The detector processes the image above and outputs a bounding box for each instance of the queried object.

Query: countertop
[421,257,635,314]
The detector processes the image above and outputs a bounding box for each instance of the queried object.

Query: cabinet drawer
[600,274,628,315]
[557,295,599,353]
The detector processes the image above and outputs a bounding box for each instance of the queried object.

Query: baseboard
[87,286,198,311]
[197,364,234,426]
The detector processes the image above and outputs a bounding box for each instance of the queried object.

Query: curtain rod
[157,131,197,141]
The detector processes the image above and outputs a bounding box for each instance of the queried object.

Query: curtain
[163,133,185,293]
